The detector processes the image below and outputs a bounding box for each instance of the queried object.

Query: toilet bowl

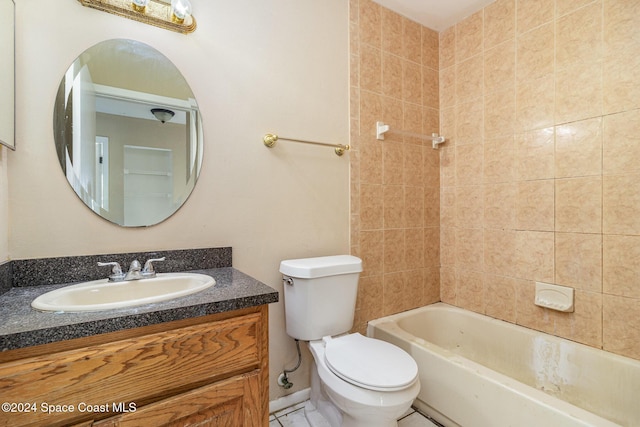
[279,256,421,427]
[306,333,420,427]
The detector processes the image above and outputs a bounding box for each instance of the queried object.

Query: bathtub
[367,303,640,427]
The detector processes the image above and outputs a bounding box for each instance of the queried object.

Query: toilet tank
[280,255,363,341]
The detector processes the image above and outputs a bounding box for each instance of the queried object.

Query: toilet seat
[323,333,418,392]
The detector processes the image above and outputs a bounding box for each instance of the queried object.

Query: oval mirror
[53,39,203,227]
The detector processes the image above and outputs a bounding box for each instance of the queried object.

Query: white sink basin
[31,273,215,312]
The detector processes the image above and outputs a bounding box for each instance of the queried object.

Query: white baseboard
[269,388,311,414]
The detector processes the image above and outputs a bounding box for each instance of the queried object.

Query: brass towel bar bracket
[263,133,350,157]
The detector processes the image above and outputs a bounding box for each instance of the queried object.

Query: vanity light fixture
[151,108,175,123]
[77,0,197,34]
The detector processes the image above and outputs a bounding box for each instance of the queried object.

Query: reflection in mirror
[0,0,15,150]
[53,39,203,227]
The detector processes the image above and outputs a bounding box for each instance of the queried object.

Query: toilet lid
[324,333,418,391]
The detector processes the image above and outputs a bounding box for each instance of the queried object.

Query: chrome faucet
[98,257,166,282]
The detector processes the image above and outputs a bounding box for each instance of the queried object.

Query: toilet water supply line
[278,339,302,389]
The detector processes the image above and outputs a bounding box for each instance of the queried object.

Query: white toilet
[280,255,420,427]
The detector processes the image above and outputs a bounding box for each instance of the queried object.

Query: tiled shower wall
[438,0,640,361]
[351,0,640,362]
[349,0,441,333]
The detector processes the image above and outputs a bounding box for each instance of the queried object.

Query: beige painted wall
[9,0,349,400]
[0,148,8,261]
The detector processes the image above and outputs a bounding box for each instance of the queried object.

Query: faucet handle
[142,257,166,276]
[98,261,125,281]
[129,259,142,271]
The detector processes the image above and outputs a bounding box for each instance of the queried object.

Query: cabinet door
[95,371,263,427]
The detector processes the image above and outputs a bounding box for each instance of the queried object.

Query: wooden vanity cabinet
[0,305,269,427]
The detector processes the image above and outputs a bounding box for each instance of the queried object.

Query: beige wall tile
[603,235,640,298]
[405,229,425,270]
[440,266,457,304]
[424,226,440,266]
[423,67,439,109]
[603,294,640,360]
[403,103,423,141]
[456,269,484,314]
[484,183,517,229]
[455,228,484,270]
[383,272,405,314]
[403,17,423,63]
[422,27,439,70]
[439,66,456,111]
[484,137,517,183]
[515,127,555,180]
[456,268,485,313]
[603,109,640,175]
[360,183,383,229]
[359,90,383,139]
[404,143,424,186]
[439,26,456,70]
[603,49,640,115]
[555,290,602,348]
[383,184,405,228]
[484,273,517,323]
[455,143,484,186]
[455,185,484,228]
[456,100,484,145]
[423,187,439,227]
[484,0,516,49]
[382,141,403,185]
[403,60,423,104]
[555,2,603,70]
[456,11,483,62]
[359,0,381,47]
[515,230,554,282]
[555,63,603,124]
[556,176,602,233]
[516,279,555,334]
[382,52,402,98]
[484,229,517,276]
[484,40,516,94]
[404,269,425,310]
[515,75,555,131]
[440,225,456,265]
[384,229,405,272]
[485,87,516,138]
[557,0,599,17]
[440,187,456,229]
[423,266,441,304]
[516,23,555,82]
[381,8,402,56]
[406,185,425,228]
[440,108,456,149]
[456,55,484,103]
[360,139,383,184]
[360,230,384,276]
[555,117,602,178]
[516,180,555,231]
[516,0,555,34]
[555,232,602,292]
[357,274,383,313]
[603,173,640,235]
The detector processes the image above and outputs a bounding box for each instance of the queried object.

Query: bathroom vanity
[0,248,278,427]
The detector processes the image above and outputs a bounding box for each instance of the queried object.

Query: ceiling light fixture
[151,108,175,123]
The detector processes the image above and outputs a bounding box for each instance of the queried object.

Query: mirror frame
[0,0,15,150]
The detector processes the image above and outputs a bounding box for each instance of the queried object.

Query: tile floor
[270,401,442,427]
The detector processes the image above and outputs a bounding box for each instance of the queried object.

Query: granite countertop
[0,267,279,352]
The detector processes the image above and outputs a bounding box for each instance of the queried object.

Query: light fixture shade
[171,0,192,23]
[151,108,175,123]
[131,0,150,12]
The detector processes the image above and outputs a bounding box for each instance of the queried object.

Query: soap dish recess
[534,282,574,312]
